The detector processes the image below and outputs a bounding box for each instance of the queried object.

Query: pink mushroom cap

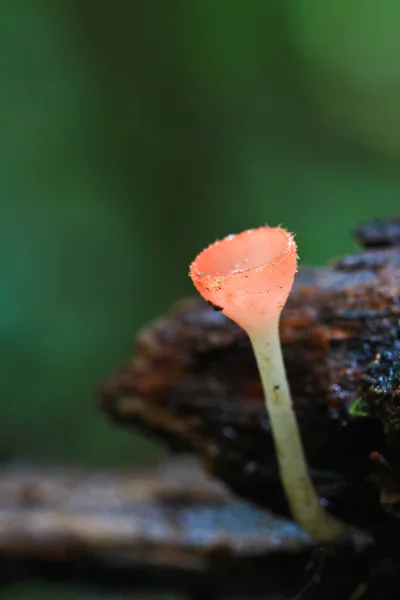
[189,226,298,334]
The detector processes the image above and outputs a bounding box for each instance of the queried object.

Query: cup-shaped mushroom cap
[190,227,297,334]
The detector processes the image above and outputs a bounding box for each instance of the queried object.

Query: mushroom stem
[250,321,348,542]
[189,226,351,542]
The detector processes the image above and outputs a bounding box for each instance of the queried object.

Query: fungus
[189,226,348,542]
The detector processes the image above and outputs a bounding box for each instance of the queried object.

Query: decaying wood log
[99,217,400,535]
[0,457,394,599]
[0,456,312,561]
[0,457,318,597]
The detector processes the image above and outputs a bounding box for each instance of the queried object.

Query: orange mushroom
[190,226,348,542]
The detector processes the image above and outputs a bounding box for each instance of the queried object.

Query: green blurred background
[2,0,400,468]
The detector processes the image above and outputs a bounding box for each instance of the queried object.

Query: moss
[348,397,369,418]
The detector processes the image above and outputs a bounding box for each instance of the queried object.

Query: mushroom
[189,226,348,542]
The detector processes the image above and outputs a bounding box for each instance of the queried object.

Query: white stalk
[250,321,348,542]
